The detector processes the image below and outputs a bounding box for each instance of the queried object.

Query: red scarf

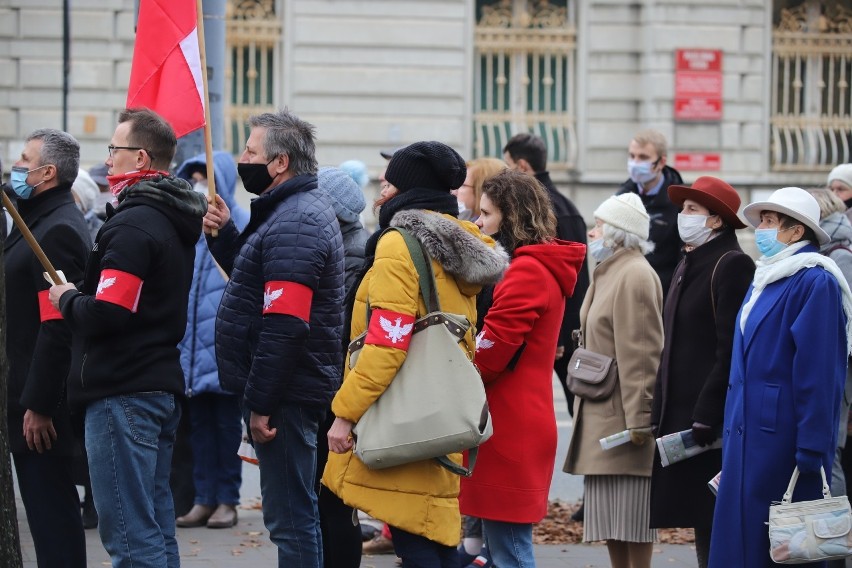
[107,170,169,197]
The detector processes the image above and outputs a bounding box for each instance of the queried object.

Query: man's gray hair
[248,109,317,176]
[602,222,655,255]
[26,129,80,186]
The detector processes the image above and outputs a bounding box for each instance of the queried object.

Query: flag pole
[1,192,63,285]
[196,0,218,237]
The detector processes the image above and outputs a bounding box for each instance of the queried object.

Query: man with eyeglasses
[5,128,90,567]
[617,129,684,297]
[48,108,208,568]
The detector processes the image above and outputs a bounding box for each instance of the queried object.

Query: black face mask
[845,197,852,210]
[238,157,276,195]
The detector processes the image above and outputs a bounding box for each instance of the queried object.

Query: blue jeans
[390,526,458,568]
[188,393,242,506]
[250,402,324,568]
[483,519,536,568]
[85,393,181,568]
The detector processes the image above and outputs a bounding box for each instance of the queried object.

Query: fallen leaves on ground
[533,501,695,545]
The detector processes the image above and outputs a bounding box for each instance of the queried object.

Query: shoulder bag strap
[395,228,440,313]
[366,227,440,321]
[710,251,735,320]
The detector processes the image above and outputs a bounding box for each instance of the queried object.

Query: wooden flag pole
[1,192,62,285]
[196,0,218,237]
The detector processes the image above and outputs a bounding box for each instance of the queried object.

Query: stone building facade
[1,0,850,219]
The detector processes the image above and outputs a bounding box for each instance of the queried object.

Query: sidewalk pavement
[18,501,699,567]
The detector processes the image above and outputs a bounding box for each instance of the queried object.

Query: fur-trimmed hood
[391,210,509,286]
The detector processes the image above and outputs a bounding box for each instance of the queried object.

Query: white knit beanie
[594,193,650,240]
[828,163,852,190]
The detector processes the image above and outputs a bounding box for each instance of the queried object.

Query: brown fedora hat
[668,176,747,229]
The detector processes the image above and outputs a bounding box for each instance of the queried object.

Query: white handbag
[349,228,493,476]
[768,466,852,564]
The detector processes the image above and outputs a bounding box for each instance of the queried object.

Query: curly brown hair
[481,170,556,253]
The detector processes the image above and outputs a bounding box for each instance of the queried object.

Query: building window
[473,0,577,170]
[225,0,282,154]
[771,0,852,171]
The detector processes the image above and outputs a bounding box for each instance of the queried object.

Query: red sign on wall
[673,153,721,171]
[675,49,723,121]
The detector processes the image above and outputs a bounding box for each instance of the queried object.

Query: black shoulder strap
[710,250,735,319]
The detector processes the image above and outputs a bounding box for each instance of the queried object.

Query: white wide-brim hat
[743,187,830,245]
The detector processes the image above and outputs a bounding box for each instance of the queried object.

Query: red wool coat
[460,240,586,523]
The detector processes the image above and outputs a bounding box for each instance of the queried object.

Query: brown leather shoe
[175,504,214,528]
[206,504,238,529]
[362,534,394,555]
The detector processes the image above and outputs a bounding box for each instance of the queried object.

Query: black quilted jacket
[208,173,345,414]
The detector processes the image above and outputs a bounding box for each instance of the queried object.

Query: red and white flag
[126,0,205,137]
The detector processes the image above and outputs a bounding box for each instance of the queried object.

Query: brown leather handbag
[566,334,618,401]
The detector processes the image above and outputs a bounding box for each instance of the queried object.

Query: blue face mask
[588,238,614,263]
[754,228,787,257]
[10,165,47,199]
[627,159,659,185]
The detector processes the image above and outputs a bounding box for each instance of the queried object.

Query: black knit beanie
[383,141,467,193]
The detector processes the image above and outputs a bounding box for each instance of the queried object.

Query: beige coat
[563,248,663,477]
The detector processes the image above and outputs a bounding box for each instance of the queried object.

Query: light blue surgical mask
[588,238,614,263]
[754,227,788,257]
[10,165,47,199]
[627,159,659,185]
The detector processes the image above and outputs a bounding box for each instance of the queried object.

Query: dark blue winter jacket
[208,173,345,414]
[175,151,249,397]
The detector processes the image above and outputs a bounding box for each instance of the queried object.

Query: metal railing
[771,1,852,171]
[473,0,577,170]
[224,0,281,154]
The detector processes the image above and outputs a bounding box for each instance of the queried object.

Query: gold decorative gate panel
[473,0,577,170]
[771,1,852,171]
[225,0,282,154]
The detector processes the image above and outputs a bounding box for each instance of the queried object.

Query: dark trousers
[14,451,86,568]
[316,411,361,568]
[390,526,457,568]
[554,352,574,416]
[188,394,242,506]
[169,397,195,517]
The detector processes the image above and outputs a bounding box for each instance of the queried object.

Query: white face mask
[677,213,713,246]
[193,181,208,195]
[588,237,614,263]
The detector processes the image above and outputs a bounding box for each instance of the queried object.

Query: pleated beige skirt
[583,474,657,543]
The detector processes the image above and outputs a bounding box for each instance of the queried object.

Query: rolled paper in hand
[599,429,631,450]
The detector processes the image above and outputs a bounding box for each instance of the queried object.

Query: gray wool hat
[317,166,366,224]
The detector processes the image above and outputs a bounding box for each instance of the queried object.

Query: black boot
[570,502,584,522]
[82,489,98,530]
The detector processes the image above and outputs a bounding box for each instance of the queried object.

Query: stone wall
[0,0,136,168]
[286,0,472,174]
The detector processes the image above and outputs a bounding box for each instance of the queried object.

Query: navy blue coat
[175,151,248,397]
[710,247,847,568]
[209,173,345,415]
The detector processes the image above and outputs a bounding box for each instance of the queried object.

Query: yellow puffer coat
[322,210,508,546]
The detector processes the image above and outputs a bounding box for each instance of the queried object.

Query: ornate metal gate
[771,1,852,171]
[225,0,282,154]
[473,0,577,170]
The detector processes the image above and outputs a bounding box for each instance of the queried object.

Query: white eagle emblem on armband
[380,316,413,344]
[263,287,284,310]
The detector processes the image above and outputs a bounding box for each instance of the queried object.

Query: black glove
[691,422,717,447]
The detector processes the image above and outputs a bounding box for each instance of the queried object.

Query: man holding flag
[49,108,208,567]
[6,129,90,568]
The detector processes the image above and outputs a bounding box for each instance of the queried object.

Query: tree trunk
[0,242,23,566]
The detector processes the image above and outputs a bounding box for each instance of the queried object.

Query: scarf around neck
[739,240,852,353]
